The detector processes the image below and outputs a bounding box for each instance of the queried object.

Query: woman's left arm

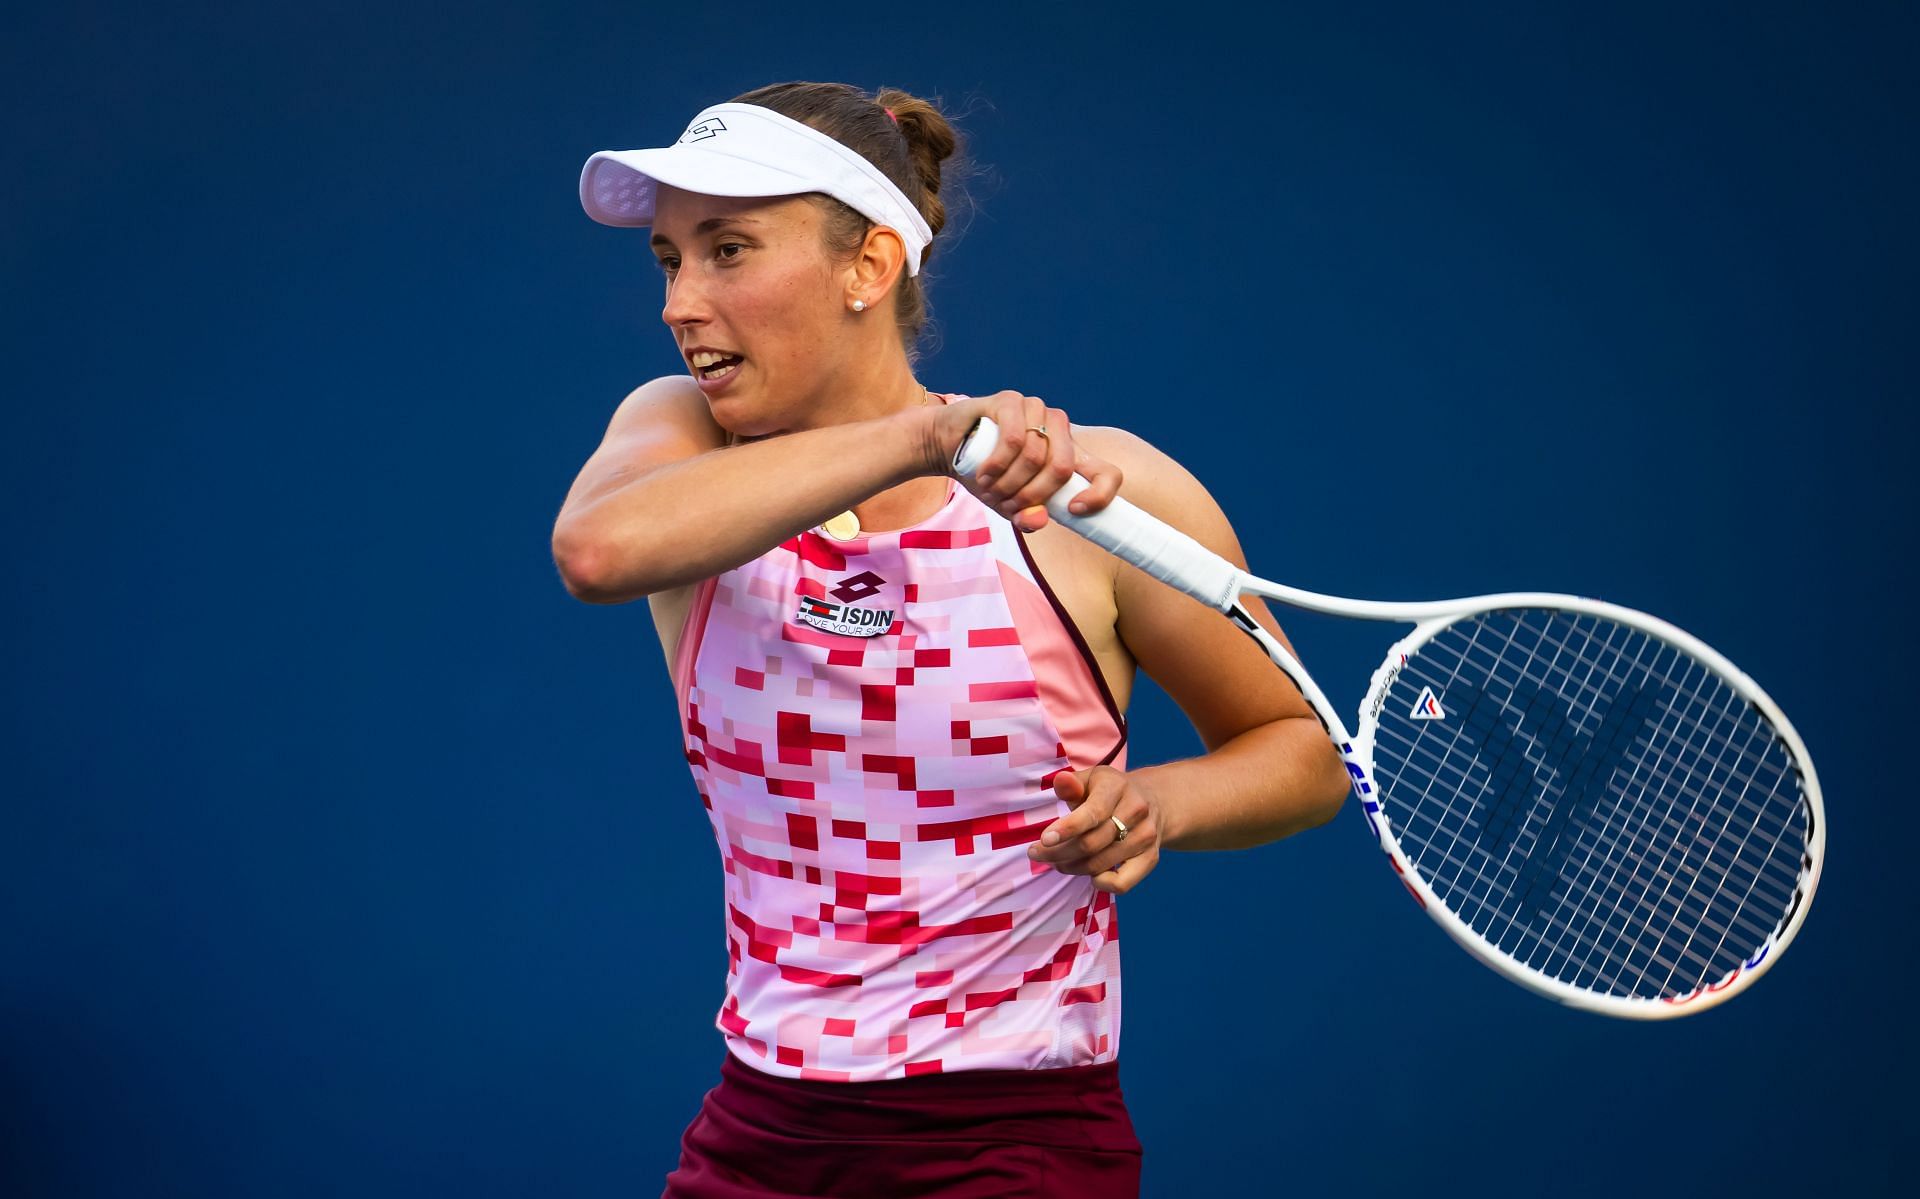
[1027,428,1352,891]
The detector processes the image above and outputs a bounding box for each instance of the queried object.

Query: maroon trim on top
[672,576,720,733]
[1011,527,1128,766]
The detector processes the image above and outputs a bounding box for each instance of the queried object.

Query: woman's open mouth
[689,349,744,385]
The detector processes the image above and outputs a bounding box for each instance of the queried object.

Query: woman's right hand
[925,391,1125,533]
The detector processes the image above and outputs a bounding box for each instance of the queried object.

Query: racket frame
[954,417,1825,1017]
[1340,595,1823,1018]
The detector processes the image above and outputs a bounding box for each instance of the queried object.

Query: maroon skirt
[661,1055,1143,1198]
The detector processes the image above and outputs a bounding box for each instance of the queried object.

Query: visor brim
[580,147,817,227]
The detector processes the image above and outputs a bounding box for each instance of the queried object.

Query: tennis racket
[955,418,1824,1018]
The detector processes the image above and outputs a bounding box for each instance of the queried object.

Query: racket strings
[1560,655,1791,994]
[1436,626,1789,991]
[1369,608,1809,1000]
[1448,621,1792,993]
[1501,639,1789,990]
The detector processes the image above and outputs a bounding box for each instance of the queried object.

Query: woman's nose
[661,269,709,328]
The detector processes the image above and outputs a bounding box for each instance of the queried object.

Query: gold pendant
[821,510,861,541]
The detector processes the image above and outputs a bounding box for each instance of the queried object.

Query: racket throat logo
[1410,686,1447,720]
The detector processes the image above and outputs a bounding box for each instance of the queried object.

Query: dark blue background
[5,2,1913,1195]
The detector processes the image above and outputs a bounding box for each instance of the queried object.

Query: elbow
[552,525,644,605]
[1304,738,1352,830]
[1307,787,1347,831]
[553,542,616,604]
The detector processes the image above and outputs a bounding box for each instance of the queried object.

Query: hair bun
[873,89,957,240]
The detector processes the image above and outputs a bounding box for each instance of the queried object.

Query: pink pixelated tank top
[670,443,1128,1082]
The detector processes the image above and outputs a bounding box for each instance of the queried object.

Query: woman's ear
[846,225,908,311]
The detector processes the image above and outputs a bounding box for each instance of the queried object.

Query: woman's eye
[655,256,679,274]
[716,243,746,260]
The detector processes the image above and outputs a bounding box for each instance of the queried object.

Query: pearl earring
[851,298,867,312]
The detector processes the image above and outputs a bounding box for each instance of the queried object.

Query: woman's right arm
[551,379,1119,604]
[551,375,918,603]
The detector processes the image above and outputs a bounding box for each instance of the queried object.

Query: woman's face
[649,185,851,436]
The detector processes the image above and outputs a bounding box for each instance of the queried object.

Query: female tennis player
[554,80,1351,1198]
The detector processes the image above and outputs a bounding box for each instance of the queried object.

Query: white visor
[580,102,934,276]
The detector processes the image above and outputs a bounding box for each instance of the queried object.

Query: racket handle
[953,416,1245,611]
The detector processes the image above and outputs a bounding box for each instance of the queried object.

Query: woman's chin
[707,397,783,441]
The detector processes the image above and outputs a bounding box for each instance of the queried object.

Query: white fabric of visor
[579,103,934,276]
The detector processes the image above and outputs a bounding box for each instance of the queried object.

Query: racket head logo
[1410,686,1446,720]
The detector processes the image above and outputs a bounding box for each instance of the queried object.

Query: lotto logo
[831,572,887,603]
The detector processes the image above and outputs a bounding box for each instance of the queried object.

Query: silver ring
[1110,814,1129,842]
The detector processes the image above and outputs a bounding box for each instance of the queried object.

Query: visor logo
[679,117,727,143]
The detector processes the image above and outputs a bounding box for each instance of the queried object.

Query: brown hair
[730,81,967,353]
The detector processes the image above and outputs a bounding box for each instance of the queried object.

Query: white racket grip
[952,416,1246,611]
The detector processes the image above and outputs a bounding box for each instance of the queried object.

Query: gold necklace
[820,388,935,541]
[820,510,862,540]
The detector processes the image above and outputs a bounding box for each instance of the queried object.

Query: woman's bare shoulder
[573,375,715,492]
[1070,424,1217,521]
[561,375,722,519]
[590,377,720,662]
[604,374,722,443]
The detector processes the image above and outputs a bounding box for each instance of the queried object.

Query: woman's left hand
[1028,765,1162,894]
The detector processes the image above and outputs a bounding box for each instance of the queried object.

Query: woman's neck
[785,343,927,432]
[795,343,948,533]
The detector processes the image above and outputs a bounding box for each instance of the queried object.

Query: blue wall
[4,2,1911,1194]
